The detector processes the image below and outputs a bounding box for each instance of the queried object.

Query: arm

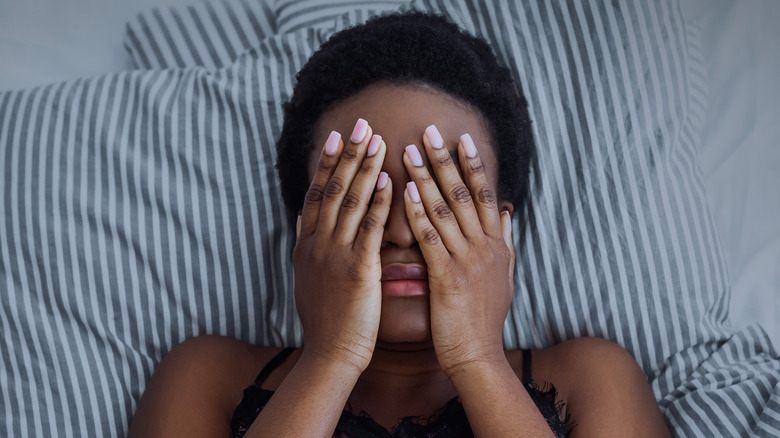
[448,355,555,438]
[402,126,552,437]
[131,120,390,437]
[246,120,391,436]
[243,352,362,437]
[562,337,671,438]
[128,335,254,437]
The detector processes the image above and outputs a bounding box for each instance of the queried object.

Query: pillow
[2,0,779,437]
[124,0,277,69]
[0,27,316,436]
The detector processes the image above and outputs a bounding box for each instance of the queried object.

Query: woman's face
[308,82,512,344]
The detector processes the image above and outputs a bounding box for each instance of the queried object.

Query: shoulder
[129,335,293,437]
[533,337,670,437]
[543,336,638,373]
[531,337,649,402]
[506,337,632,384]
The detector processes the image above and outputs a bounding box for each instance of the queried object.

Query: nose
[381,184,417,249]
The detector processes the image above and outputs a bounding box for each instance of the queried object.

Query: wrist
[438,343,507,380]
[299,344,371,377]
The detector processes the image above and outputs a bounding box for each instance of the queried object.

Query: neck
[362,340,447,383]
[347,340,457,425]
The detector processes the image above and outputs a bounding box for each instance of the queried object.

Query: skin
[128,83,671,437]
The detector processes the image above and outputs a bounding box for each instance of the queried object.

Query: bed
[1,0,778,436]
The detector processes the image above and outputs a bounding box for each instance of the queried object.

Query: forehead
[309,82,499,185]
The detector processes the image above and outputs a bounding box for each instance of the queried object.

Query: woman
[129,11,670,437]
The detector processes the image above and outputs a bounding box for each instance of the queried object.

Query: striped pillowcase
[1,0,778,437]
[124,0,276,69]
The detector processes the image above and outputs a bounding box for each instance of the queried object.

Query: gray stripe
[136,14,166,68]
[204,1,237,61]
[3,86,30,438]
[152,8,186,68]
[124,25,153,69]
[26,84,65,436]
[276,1,409,34]
[125,0,279,69]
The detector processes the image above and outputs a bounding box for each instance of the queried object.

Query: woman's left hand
[402,125,515,378]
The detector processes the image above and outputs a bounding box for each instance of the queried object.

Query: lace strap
[522,349,532,384]
[253,347,295,386]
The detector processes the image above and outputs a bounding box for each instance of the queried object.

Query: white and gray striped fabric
[125,0,277,69]
[1,0,778,436]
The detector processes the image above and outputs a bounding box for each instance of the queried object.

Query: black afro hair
[275,10,535,222]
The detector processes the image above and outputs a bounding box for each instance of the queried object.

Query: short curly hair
[276,10,534,221]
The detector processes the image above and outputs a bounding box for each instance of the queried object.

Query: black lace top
[230,348,571,437]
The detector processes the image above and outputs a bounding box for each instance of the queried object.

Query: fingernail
[406,181,421,203]
[350,118,369,143]
[367,134,382,157]
[425,124,444,149]
[325,131,341,155]
[377,171,388,190]
[460,133,477,158]
[296,214,302,238]
[405,144,424,167]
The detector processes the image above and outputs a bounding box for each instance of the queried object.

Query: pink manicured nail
[405,144,424,167]
[460,133,477,158]
[406,181,421,203]
[325,131,341,155]
[350,118,369,143]
[377,172,388,190]
[367,134,382,157]
[425,124,444,149]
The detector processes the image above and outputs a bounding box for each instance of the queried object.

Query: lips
[381,263,427,281]
[381,263,429,297]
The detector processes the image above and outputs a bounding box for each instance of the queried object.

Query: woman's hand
[294,118,392,373]
[402,125,515,378]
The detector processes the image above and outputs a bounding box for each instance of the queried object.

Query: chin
[376,295,432,344]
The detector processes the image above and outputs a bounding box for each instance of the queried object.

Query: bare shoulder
[526,337,670,437]
[540,336,637,373]
[129,335,297,437]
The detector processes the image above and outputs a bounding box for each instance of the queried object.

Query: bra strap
[253,347,295,386]
[522,349,532,384]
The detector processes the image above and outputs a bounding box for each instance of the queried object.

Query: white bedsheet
[684,0,780,346]
[0,0,191,91]
[1,0,777,346]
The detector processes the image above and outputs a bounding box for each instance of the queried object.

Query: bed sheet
[684,0,780,346]
[0,0,192,92]
[1,0,777,345]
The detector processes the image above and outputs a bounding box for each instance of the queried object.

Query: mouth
[381,263,429,297]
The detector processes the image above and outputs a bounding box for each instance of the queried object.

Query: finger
[459,133,502,238]
[354,172,392,253]
[300,130,343,238]
[500,210,516,294]
[422,124,483,241]
[318,118,373,234]
[403,143,465,249]
[334,134,386,244]
[500,210,512,250]
[404,181,450,266]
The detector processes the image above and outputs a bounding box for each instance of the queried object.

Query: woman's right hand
[293,118,392,373]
